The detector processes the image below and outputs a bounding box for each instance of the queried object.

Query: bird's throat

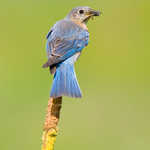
[72,19,88,30]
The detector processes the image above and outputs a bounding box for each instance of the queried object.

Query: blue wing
[43,19,89,68]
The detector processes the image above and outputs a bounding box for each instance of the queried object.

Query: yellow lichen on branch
[42,97,62,150]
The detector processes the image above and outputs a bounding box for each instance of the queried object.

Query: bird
[43,6,100,98]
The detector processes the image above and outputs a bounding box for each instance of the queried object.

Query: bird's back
[45,19,89,68]
[47,19,89,42]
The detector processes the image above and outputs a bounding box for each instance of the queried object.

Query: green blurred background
[0,0,150,150]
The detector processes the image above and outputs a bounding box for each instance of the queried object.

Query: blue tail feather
[50,62,82,98]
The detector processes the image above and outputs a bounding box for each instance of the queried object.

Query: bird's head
[66,6,100,24]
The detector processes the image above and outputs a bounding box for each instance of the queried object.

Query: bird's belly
[63,52,81,65]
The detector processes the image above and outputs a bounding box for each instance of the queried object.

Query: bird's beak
[83,8,101,23]
[87,9,101,17]
[89,9,100,16]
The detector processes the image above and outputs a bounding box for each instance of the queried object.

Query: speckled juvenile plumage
[43,6,100,98]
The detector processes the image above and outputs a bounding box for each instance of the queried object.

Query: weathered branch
[42,97,62,150]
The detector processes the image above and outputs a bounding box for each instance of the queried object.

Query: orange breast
[71,19,88,31]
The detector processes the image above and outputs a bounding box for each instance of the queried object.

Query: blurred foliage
[0,0,150,150]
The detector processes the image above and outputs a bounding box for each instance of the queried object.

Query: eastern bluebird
[43,6,100,98]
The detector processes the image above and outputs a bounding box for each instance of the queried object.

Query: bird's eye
[79,10,84,14]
